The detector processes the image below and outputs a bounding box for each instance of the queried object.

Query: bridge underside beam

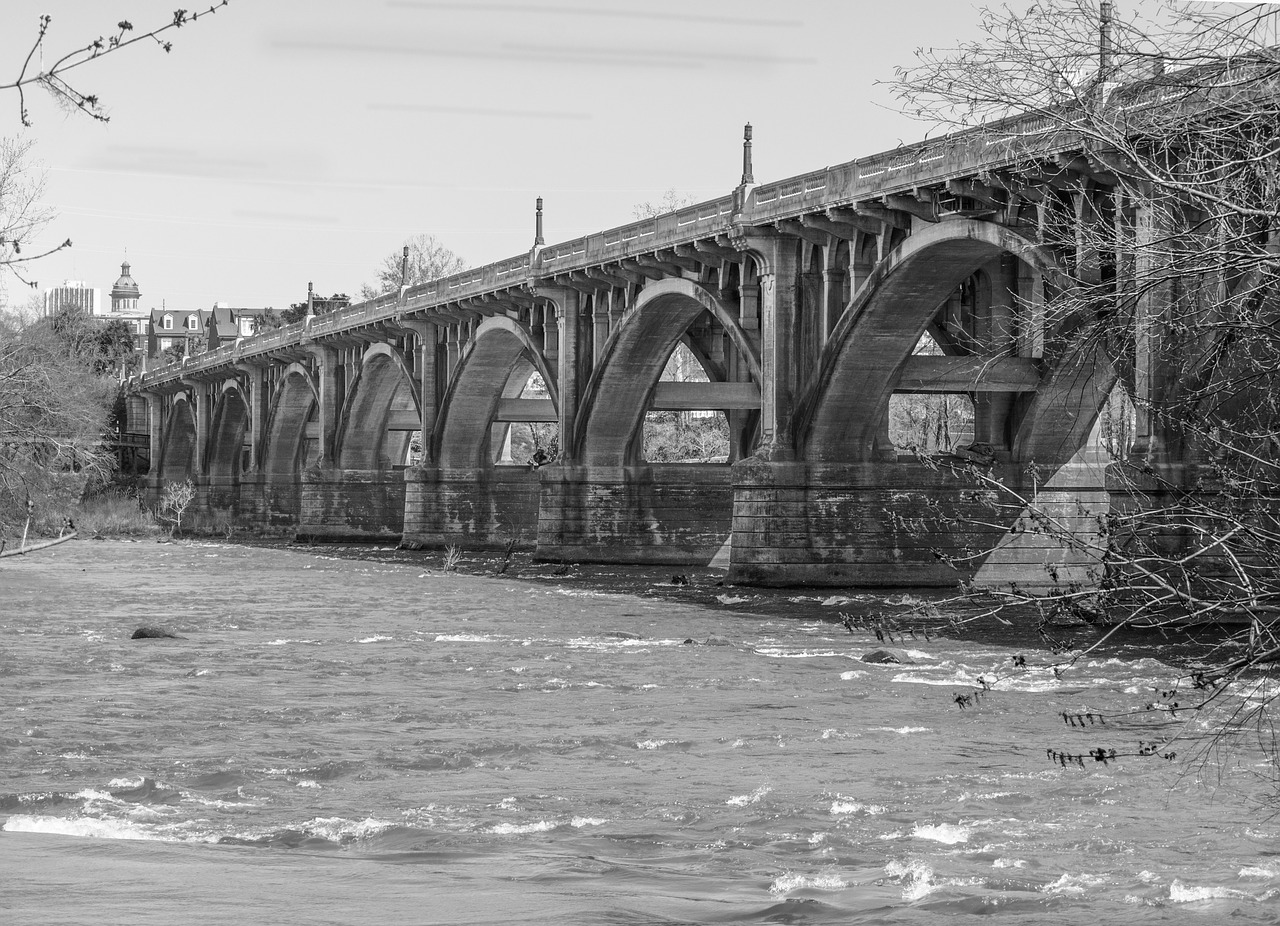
[650,382,760,411]
[896,356,1040,393]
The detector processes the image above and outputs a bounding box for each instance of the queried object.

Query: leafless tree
[3,3,231,126]
[891,1,1280,776]
[0,314,117,536]
[0,137,66,289]
[632,189,698,220]
[358,234,468,301]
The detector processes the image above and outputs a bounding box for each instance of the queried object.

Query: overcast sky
[0,0,1206,313]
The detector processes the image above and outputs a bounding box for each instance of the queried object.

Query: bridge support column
[175,380,214,518]
[728,456,1109,588]
[402,464,541,550]
[738,234,799,460]
[296,467,406,542]
[142,391,164,505]
[535,464,734,565]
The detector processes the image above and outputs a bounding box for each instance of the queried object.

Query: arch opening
[435,316,557,470]
[641,342,730,463]
[339,351,419,472]
[207,387,249,479]
[800,220,1086,463]
[575,278,759,467]
[158,400,196,483]
[263,370,317,476]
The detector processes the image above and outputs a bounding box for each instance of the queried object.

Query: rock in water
[131,627,178,640]
[861,649,906,665]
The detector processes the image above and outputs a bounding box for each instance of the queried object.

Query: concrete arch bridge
[133,119,1163,588]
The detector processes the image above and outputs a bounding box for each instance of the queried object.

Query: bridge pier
[728,456,1109,588]
[295,467,405,542]
[402,464,541,550]
[535,464,733,565]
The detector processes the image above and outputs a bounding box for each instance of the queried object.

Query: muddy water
[1,540,1277,924]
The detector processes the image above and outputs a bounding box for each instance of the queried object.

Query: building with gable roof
[204,303,275,350]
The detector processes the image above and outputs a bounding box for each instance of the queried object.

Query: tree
[633,189,698,220]
[251,307,283,332]
[891,1,1280,775]
[4,4,230,126]
[45,308,139,377]
[0,136,66,288]
[358,235,468,301]
[0,313,117,536]
[160,479,196,536]
[2,6,232,290]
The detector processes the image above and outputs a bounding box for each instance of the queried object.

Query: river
[1,539,1277,924]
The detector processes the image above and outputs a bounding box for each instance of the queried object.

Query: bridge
[130,106,1159,588]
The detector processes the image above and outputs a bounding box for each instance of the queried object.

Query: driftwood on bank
[0,532,77,558]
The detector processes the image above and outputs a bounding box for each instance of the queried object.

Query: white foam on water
[1169,880,1252,903]
[726,785,772,807]
[1042,872,1106,896]
[636,739,678,750]
[768,869,848,896]
[912,822,970,844]
[570,816,607,828]
[717,595,750,604]
[839,670,867,680]
[434,633,500,643]
[2,814,158,841]
[189,794,255,809]
[489,820,557,835]
[992,857,1027,869]
[295,780,320,790]
[304,816,395,843]
[1239,863,1280,879]
[107,776,147,789]
[874,726,932,735]
[830,798,886,816]
[352,635,393,644]
[71,788,118,803]
[885,859,936,901]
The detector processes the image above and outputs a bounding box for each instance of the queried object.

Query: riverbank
[217,537,1222,666]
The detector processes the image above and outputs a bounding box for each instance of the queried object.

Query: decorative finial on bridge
[400,245,410,290]
[741,123,754,186]
[535,196,545,246]
[1099,1,1113,80]
[306,281,314,317]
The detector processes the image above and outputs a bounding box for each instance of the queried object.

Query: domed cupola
[110,260,141,312]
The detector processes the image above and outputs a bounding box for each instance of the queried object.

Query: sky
[0,0,1232,315]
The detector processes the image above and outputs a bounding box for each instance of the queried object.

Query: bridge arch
[337,343,420,470]
[262,363,318,476]
[157,394,197,483]
[799,218,1098,463]
[207,381,249,480]
[573,277,761,467]
[434,315,557,468]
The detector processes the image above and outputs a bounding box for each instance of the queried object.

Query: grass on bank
[1,480,238,545]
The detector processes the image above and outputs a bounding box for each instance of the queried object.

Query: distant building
[150,306,209,358]
[205,303,274,348]
[43,280,101,316]
[109,261,141,313]
[106,261,151,355]
[43,259,274,367]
